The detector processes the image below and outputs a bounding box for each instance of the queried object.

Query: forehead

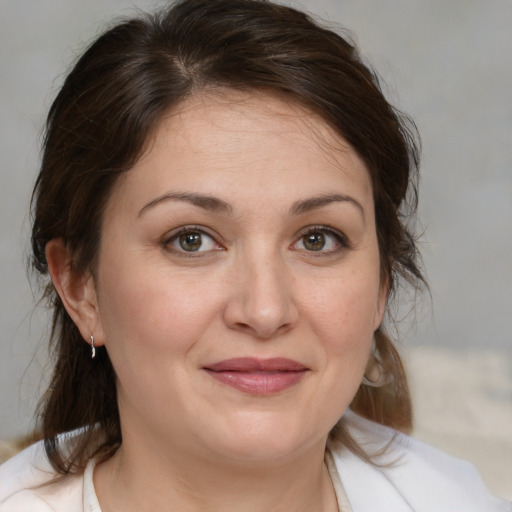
[155,91,357,163]
[110,90,373,211]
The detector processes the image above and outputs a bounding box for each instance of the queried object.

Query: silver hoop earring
[362,372,387,388]
[90,334,96,359]
[362,339,391,388]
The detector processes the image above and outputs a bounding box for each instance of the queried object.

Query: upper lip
[203,357,308,372]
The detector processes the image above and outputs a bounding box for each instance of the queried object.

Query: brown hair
[31,0,424,473]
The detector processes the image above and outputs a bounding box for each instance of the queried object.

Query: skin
[47,91,387,512]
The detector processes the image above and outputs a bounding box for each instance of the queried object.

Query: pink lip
[203,358,308,395]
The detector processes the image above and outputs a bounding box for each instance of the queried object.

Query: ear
[46,238,105,348]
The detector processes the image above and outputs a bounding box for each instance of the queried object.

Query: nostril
[222,268,299,338]
[233,320,293,340]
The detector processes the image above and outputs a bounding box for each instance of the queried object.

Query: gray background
[1,0,511,449]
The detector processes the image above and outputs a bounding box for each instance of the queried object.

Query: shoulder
[0,440,83,512]
[331,410,512,512]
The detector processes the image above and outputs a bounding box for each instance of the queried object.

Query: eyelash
[162,225,222,257]
[161,224,351,256]
[293,225,352,254]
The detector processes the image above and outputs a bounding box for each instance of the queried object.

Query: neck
[94,431,338,512]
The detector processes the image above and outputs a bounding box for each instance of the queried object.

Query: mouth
[202,357,309,395]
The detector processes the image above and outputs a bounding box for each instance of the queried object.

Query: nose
[223,250,299,340]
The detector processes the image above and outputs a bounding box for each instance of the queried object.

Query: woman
[0,0,509,510]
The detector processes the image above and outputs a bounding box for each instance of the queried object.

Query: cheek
[302,272,380,388]
[305,275,381,344]
[95,261,222,417]
[96,256,220,355]
[296,283,377,434]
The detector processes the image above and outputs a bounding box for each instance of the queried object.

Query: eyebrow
[138,191,364,219]
[138,192,233,217]
[290,193,365,219]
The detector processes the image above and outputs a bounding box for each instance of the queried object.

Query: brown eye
[165,229,218,254]
[292,226,349,254]
[179,232,203,251]
[302,232,326,251]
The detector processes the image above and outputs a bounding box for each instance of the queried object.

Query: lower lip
[205,370,307,395]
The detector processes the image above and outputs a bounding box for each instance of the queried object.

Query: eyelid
[162,225,224,255]
[292,224,352,252]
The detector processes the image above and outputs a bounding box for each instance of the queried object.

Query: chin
[202,413,323,463]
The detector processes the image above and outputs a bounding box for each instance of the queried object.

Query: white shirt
[1,411,510,511]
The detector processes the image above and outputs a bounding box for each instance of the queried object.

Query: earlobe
[45,238,104,347]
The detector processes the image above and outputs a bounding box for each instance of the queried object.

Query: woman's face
[90,92,386,463]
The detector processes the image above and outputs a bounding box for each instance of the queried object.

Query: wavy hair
[31,0,424,473]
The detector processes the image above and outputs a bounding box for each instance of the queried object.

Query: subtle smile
[203,357,309,395]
